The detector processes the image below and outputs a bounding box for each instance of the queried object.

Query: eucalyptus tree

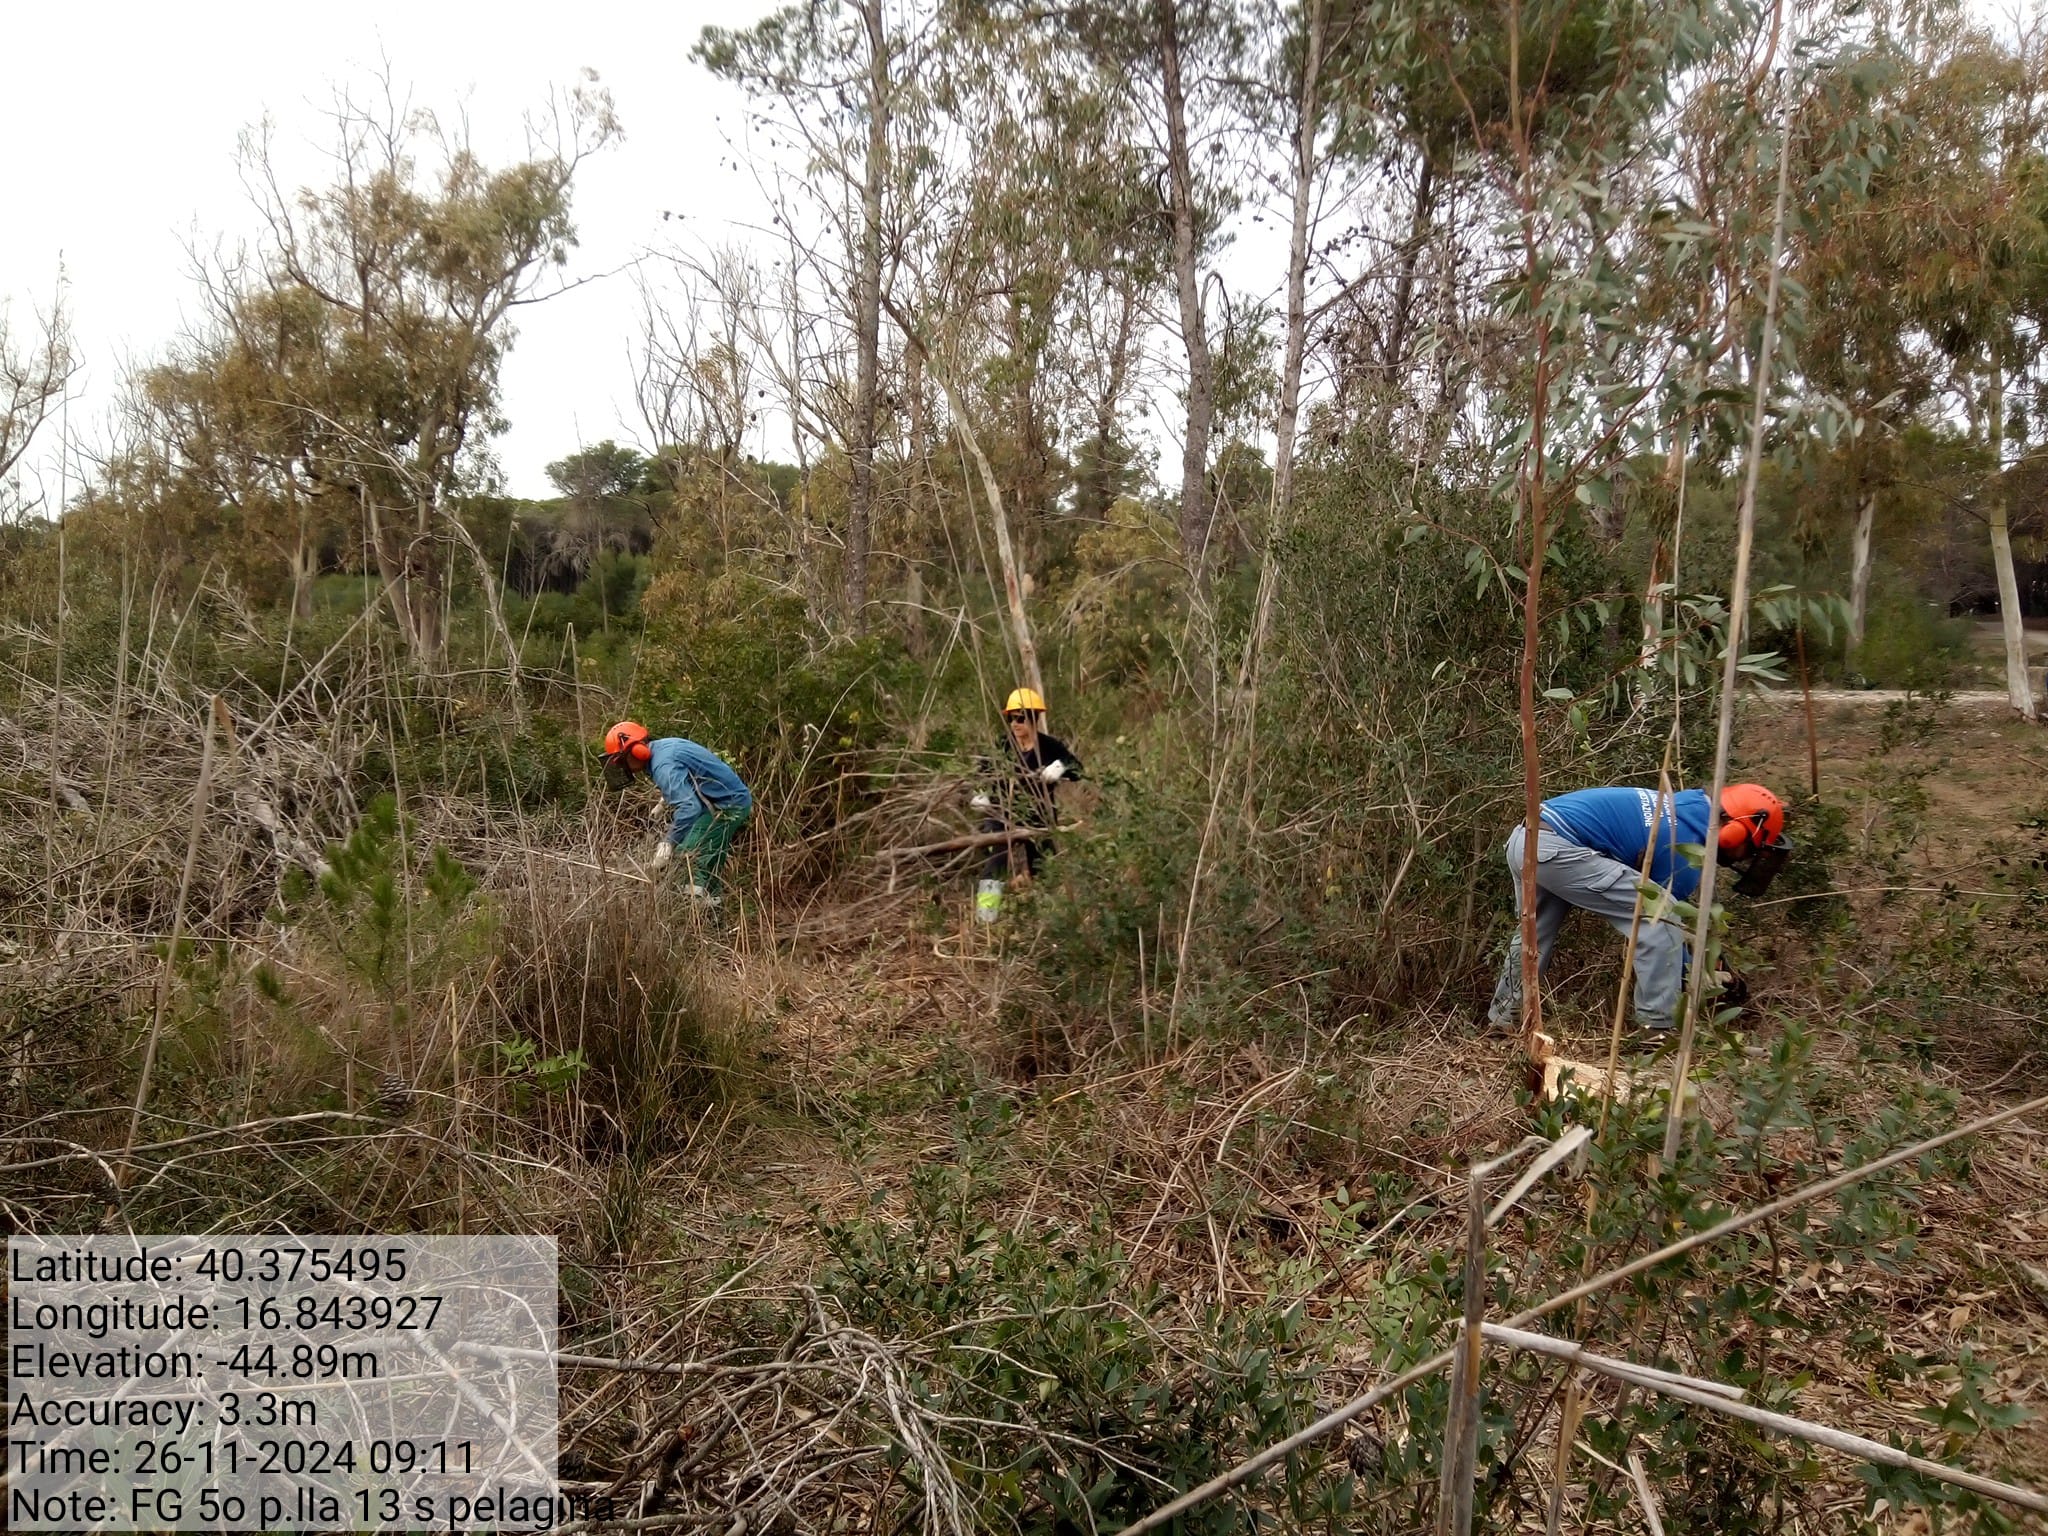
[1237,0,1346,713]
[1898,10,2048,717]
[698,0,930,624]
[921,3,1165,533]
[1358,0,1799,1039]
[136,280,337,618]
[1789,29,1947,650]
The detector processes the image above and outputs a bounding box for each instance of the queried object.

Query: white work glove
[1038,760,1068,784]
[651,840,674,868]
[969,793,993,811]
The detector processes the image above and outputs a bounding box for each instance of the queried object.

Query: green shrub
[630,583,914,883]
[366,708,595,814]
[1030,428,1717,1038]
[1848,592,1974,690]
[817,1089,1340,1531]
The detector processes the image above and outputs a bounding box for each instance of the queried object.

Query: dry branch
[1480,1324,1745,1402]
[1113,1090,2048,1535]
[1627,1450,1668,1536]
[1483,1324,2048,1515]
[870,824,1077,862]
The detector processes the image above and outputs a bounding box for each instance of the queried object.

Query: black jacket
[981,732,1081,828]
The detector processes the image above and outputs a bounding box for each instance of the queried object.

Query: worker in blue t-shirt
[1487,782,1789,1036]
[599,721,754,904]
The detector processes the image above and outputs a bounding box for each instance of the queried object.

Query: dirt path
[1754,688,2028,707]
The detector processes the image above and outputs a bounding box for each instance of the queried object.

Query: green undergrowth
[742,995,2025,1532]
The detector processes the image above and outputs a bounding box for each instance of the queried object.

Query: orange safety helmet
[1718,783,1786,858]
[602,720,654,766]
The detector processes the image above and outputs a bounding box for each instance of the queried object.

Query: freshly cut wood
[1529,1031,1651,1106]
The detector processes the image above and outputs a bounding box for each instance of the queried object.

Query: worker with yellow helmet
[970,687,1082,923]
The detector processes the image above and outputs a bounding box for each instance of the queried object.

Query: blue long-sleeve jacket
[1539,787,1711,900]
[648,737,753,844]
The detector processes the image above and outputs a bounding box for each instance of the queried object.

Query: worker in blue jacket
[600,721,754,902]
[1488,782,1789,1036]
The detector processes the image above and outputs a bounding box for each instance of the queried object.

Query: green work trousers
[675,807,750,893]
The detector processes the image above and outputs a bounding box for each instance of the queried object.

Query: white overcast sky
[3,0,785,506]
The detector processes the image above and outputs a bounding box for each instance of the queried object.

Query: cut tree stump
[1529,1032,1651,1106]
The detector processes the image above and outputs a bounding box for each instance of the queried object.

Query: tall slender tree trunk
[1084,279,1138,519]
[1508,2,1552,1049]
[905,344,926,467]
[1643,287,1711,680]
[1158,0,1216,574]
[1517,328,1554,1048]
[290,537,316,623]
[399,409,451,670]
[1230,0,1324,826]
[1384,152,1436,386]
[1240,0,1324,716]
[845,0,890,626]
[1003,292,1048,562]
[1986,364,2036,718]
[904,339,928,612]
[412,483,446,669]
[1848,487,1876,651]
[365,490,422,659]
[1269,0,1322,530]
[884,289,1045,709]
[937,367,1043,707]
[285,474,316,622]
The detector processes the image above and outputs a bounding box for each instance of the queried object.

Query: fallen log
[871,825,1079,862]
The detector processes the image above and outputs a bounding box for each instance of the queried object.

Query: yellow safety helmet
[1003,687,1046,718]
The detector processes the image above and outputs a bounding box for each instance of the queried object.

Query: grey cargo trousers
[1487,823,1686,1032]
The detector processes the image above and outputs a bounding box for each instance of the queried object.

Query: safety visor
[1731,836,1791,898]
[600,753,635,792]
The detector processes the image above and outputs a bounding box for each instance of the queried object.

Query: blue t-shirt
[648,737,753,843]
[1539,787,1710,900]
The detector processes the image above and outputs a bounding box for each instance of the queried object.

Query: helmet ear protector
[1715,783,1789,895]
[1717,810,1768,859]
[1721,809,1792,898]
